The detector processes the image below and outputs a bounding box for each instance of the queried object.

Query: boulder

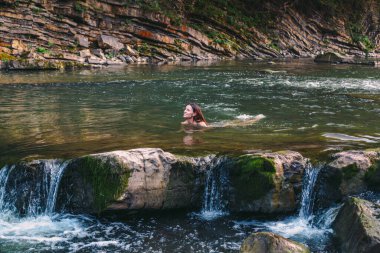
[229,151,307,213]
[314,52,346,63]
[240,232,310,253]
[75,34,89,48]
[314,150,380,209]
[333,197,380,253]
[98,35,124,51]
[56,148,207,213]
[11,39,28,55]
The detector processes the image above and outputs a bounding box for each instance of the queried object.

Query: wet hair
[189,102,207,124]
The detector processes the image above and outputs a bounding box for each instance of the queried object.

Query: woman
[181,103,265,128]
[181,103,208,128]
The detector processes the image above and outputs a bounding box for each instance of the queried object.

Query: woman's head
[183,103,207,123]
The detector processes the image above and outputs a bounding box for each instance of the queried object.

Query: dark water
[1,59,380,165]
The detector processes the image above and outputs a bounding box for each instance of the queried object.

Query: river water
[1,59,379,165]
[0,59,379,252]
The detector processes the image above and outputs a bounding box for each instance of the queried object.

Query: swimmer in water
[181,103,208,128]
[181,103,265,128]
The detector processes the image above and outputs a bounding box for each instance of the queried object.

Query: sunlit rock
[240,232,310,253]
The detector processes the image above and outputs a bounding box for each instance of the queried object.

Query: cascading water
[0,160,68,216]
[299,164,321,221]
[199,157,230,220]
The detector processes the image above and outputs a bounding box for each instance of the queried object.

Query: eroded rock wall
[0,0,379,69]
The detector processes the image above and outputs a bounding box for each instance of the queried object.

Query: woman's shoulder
[197,121,208,128]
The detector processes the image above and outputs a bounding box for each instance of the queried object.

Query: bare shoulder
[198,121,208,128]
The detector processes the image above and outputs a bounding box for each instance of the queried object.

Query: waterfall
[0,165,14,212]
[45,161,68,214]
[299,164,321,220]
[0,160,68,216]
[200,157,230,220]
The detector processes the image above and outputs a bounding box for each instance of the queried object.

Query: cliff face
[0,0,379,69]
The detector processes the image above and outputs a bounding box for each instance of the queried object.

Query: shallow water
[0,210,339,253]
[1,59,380,165]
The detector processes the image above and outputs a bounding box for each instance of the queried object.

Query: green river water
[1,59,379,164]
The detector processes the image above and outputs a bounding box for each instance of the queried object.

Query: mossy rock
[342,163,360,180]
[78,156,130,213]
[58,155,130,214]
[364,160,380,191]
[230,155,276,201]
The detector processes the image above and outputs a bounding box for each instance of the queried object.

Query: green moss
[77,156,130,213]
[342,163,360,180]
[364,160,380,191]
[230,155,276,200]
[170,160,195,184]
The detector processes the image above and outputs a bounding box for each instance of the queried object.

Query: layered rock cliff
[0,0,379,69]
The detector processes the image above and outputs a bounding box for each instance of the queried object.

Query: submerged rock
[229,150,307,213]
[333,197,380,253]
[314,150,380,209]
[240,232,310,253]
[315,52,379,66]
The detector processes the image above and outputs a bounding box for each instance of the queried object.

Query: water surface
[1,59,379,164]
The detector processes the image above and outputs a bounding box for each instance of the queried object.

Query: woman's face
[183,105,195,119]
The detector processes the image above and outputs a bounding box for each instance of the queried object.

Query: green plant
[74,1,86,14]
[32,7,42,14]
[0,52,16,61]
[136,42,151,55]
[36,47,49,54]
[269,42,280,52]
[47,41,55,48]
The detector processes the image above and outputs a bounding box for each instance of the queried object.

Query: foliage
[0,52,16,62]
[36,47,49,54]
[74,1,86,14]
[136,42,151,55]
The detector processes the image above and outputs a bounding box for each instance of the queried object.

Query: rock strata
[0,0,379,69]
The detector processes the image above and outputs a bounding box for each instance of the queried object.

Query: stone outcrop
[333,197,380,253]
[56,148,210,213]
[0,0,379,69]
[315,52,380,66]
[314,149,380,210]
[55,148,307,214]
[240,232,310,253]
[229,151,307,213]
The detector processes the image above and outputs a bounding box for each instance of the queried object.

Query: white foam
[323,133,377,143]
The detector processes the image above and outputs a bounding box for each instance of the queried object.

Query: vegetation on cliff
[0,0,378,68]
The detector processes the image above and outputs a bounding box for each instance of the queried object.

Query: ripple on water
[323,133,378,143]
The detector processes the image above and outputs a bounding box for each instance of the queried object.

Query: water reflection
[0,59,379,164]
